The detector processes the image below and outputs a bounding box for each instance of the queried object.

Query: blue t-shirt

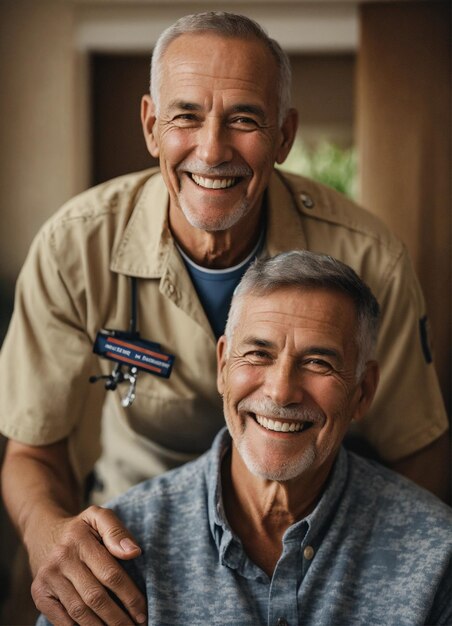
[177,231,264,338]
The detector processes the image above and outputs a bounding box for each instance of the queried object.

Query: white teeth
[255,415,305,433]
[191,174,236,189]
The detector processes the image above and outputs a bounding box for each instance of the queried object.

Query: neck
[221,446,329,577]
[168,202,264,270]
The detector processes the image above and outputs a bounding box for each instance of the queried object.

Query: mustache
[237,398,324,424]
[177,159,252,178]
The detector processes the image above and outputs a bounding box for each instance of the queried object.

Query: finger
[33,593,75,626]
[32,572,102,626]
[82,506,142,560]
[48,575,104,626]
[33,536,143,626]
[66,561,136,626]
[32,569,74,626]
[78,538,147,624]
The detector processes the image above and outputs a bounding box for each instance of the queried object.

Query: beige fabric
[0,168,447,500]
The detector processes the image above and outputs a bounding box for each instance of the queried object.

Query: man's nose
[196,118,233,166]
[262,358,305,407]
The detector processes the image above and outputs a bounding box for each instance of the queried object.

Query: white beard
[178,193,251,232]
[234,432,317,482]
[176,159,253,232]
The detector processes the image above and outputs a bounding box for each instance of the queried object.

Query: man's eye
[229,117,259,129]
[303,359,334,374]
[172,114,199,126]
[246,350,272,363]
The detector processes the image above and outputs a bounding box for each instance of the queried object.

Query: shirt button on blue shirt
[303,545,315,560]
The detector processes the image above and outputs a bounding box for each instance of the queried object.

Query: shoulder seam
[277,170,404,252]
[43,168,159,232]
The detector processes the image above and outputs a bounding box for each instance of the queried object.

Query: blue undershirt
[177,231,265,338]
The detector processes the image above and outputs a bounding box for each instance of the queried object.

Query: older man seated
[38,251,452,626]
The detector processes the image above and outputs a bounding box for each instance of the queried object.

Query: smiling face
[142,33,297,234]
[217,287,378,485]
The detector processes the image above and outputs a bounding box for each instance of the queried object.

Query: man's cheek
[161,128,192,156]
[228,365,261,399]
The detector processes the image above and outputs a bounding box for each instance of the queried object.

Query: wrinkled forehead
[159,32,279,93]
[231,287,359,345]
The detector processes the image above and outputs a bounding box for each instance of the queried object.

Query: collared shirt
[0,169,447,499]
[37,428,452,626]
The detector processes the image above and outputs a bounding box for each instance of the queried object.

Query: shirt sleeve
[355,243,448,462]
[0,223,104,472]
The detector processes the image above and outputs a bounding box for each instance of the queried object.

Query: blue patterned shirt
[37,428,452,625]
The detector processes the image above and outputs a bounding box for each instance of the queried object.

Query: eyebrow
[240,338,343,362]
[167,100,202,112]
[229,103,266,119]
[241,337,276,349]
[167,100,266,119]
[304,347,341,359]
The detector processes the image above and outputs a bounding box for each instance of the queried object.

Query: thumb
[82,505,142,560]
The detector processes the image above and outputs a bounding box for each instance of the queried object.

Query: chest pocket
[126,373,224,456]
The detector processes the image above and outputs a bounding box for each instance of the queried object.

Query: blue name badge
[93,330,175,379]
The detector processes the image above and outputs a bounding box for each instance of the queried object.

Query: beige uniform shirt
[0,169,447,501]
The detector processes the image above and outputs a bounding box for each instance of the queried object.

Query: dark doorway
[90,53,158,186]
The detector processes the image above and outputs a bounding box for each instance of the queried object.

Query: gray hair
[225,251,380,378]
[150,11,292,125]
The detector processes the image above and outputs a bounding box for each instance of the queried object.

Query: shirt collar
[110,172,170,278]
[205,428,349,571]
[265,170,308,255]
[110,170,307,278]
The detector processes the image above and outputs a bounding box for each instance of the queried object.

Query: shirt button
[300,192,315,209]
[276,619,289,626]
[304,545,315,560]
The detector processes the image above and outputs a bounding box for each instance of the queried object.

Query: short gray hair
[150,11,292,125]
[225,251,380,377]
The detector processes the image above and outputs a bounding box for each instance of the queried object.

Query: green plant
[278,139,358,199]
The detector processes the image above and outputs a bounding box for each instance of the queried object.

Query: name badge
[93,329,175,379]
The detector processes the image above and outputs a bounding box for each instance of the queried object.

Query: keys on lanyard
[89,277,175,407]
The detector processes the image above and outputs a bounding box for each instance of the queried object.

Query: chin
[179,197,251,232]
[238,442,317,482]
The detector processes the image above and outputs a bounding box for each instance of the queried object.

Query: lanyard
[89,277,175,407]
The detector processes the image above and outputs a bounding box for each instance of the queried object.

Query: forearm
[1,438,146,624]
[1,438,81,556]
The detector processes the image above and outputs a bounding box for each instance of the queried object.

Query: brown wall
[357,1,451,413]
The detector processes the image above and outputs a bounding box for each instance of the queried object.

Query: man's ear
[141,94,159,158]
[352,361,380,423]
[216,336,228,396]
[275,108,298,165]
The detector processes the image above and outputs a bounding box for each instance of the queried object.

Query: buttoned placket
[266,520,314,626]
[264,450,349,626]
[207,434,350,626]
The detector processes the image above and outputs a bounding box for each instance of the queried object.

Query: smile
[191,174,238,189]
[255,415,312,433]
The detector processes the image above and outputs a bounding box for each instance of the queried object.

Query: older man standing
[1,11,448,626]
[37,251,452,626]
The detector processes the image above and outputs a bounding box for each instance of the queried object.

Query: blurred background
[0,0,450,622]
